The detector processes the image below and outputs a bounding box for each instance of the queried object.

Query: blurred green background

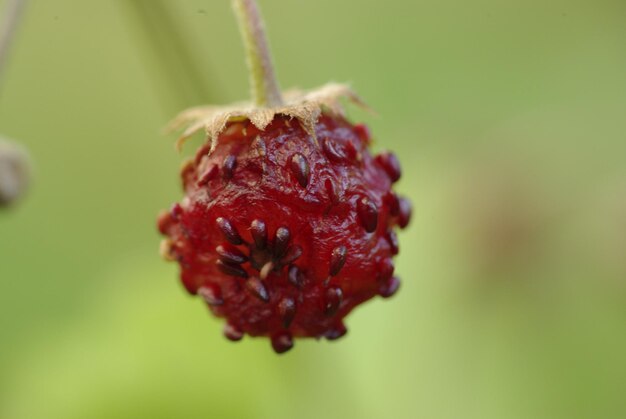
[1,0,626,418]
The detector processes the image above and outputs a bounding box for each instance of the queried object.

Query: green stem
[232,0,283,108]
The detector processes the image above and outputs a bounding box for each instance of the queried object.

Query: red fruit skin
[158,113,411,352]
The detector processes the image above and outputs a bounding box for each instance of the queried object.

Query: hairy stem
[232,0,283,108]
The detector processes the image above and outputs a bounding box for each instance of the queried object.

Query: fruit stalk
[232,0,283,108]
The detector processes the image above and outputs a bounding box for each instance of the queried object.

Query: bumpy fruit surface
[158,112,410,353]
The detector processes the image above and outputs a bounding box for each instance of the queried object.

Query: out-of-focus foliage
[1,0,625,418]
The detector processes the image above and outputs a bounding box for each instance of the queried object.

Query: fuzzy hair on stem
[232,0,284,108]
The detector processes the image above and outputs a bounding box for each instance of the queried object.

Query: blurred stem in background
[0,0,27,89]
[0,137,29,206]
[0,0,30,208]
[119,0,220,113]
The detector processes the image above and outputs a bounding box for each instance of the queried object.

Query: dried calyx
[168,83,369,152]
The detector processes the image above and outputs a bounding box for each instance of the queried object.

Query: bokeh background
[1,0,626,418]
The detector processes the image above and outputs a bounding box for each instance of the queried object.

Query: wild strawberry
[0,137,30,207]
[157,0,411,353]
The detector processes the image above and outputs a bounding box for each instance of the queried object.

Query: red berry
[158,0,409,353]
[159,106,410,353]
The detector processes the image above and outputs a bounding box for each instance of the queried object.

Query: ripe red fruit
[158,98,411,353]
[158,0,410,353]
